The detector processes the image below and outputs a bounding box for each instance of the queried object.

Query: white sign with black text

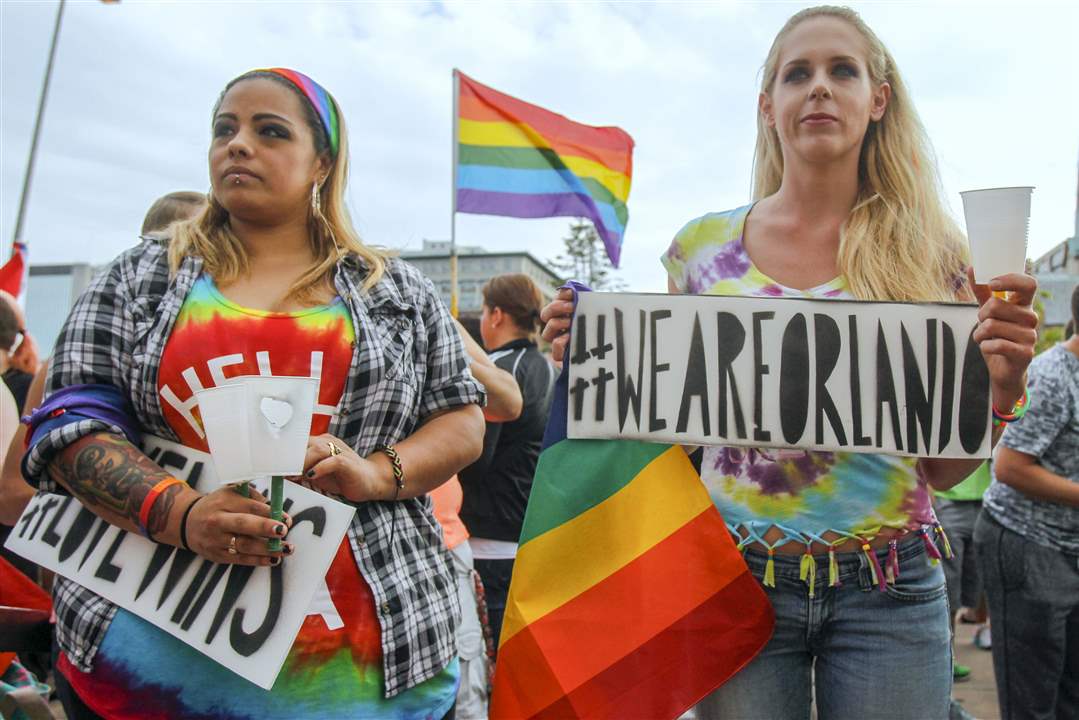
[4,435,355,690]
[567,292,991,458]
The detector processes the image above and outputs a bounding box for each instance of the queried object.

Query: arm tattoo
[48,433,179,534]
[146,483,182,537]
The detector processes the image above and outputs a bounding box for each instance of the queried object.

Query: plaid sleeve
[24,253,138,490]
[415,274,485,420]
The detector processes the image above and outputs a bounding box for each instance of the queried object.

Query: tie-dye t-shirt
[661,204,936,552]
[56,274,457,719]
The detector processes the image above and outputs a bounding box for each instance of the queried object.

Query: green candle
[269,475,284,552]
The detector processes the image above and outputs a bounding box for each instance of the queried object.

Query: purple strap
[21,384,141,484]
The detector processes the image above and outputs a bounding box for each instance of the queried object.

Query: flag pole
[450,69,460,318]
[11,0,66,254]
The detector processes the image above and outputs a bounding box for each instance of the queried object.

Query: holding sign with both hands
[536,11,1036,719]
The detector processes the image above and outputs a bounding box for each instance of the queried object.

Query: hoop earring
[310,181,343,257]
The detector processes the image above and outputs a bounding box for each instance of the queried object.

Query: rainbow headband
[258,67,340,156]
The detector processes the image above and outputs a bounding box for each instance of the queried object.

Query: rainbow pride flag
[490,294,774,719]
[454,70,634,267]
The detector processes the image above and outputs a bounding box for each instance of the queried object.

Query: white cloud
[2,0,1076,295]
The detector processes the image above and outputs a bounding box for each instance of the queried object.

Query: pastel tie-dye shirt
[661,205,936,552]
[57,274,457,719]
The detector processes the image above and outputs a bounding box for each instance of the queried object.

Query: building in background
[1030,172,1078,331]
[400,239,562,319]
[25,262,99,355]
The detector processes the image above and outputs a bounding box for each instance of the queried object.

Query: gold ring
[228,535,238,555]
[327,441,342,457]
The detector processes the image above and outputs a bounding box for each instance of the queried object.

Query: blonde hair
[141,191,206,235]
[753,5,969,302]
[169,70,389,302]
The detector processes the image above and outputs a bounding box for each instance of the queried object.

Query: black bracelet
[179,496,204,551]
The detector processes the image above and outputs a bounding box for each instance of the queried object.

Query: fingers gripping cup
[960,186,1033,283]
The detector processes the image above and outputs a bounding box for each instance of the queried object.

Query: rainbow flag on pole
[454,70,634,267]
[490,290,774,719]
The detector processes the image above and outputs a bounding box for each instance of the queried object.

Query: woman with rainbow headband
[542,7,1038,719]
[22,68,485,719]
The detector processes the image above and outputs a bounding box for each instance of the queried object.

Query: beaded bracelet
[138,477,184,539]
[992,387,1030,428]
[374,445,405,500]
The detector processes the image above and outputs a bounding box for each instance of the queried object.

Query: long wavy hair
[753,6,969,302]
[169,70,388,301]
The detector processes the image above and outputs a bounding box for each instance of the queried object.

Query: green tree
[549,219,626,291]
[1033,289,1065,355]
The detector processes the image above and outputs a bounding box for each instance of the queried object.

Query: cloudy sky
[2,0,1077,293]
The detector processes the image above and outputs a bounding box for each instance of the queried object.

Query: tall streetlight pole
[10,0,66,253]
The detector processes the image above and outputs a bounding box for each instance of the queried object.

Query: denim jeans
[693,535,951,720]
[935,498,984,617]
[974,512,1079,720]
[474,558,514,657]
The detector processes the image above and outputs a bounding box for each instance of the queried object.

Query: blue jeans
[694,535,951,720]
[474,558,514,657]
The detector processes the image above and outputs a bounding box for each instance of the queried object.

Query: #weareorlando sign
[567,292,992,458]
[4,436,354,690]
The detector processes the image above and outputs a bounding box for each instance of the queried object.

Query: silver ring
[228,535,238,555]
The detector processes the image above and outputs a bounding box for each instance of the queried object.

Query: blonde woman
[23,68,484,719]
[542,7,1037,719]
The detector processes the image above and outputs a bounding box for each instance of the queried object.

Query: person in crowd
[0,188,211,715]
[975,283,1078,720]
[0,283,48,586]
[0,290,38,411]
[934,461,992,719]
[2,191,206,546]
[454,316,523,424]
[460,273,555,657]
[21,68,484,720]
[428,321,523,719]
[936,461,992,647]
[0,383,16,481]
[1,369,45,528]
[139,190,207,240]
[542,7,1037,718]
[429,476,490,720]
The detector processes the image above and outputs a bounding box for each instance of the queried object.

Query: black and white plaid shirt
[25,238,485,697]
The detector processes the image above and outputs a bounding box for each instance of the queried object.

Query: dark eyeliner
[262,124,290,139]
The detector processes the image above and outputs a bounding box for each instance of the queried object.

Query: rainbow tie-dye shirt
[57,274,457,719]
[661,205,936,555]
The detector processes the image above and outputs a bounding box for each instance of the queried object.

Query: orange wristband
[138,477,184,539]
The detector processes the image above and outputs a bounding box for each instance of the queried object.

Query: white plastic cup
[960,186,1033,282]
[194,384,254,484]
